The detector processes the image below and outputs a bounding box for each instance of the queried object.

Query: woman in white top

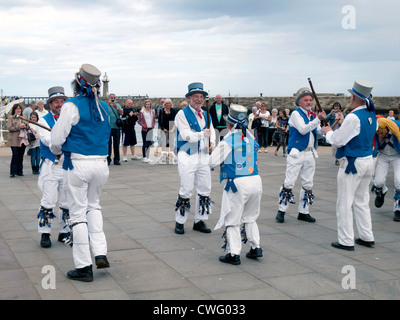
[254,102,271,152]
[269,108,279,146]
[138,100,156,163]
[36,100,49,119]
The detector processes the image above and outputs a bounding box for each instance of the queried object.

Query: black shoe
[219,253,241,265]
[67,265,93,282]
[175,222,185,235]
[298,213,316,223]
[374,193,386,208]
[355,238,375,248]
[276,210,285,223]
[10,174,15,178]
[16,173,23,176]
[40,233,51,248]
[114,160,121,165]
[193,220,211,233]
[58,233,67,243]
[246,247,263,259]
[331,242,354,251]
[394,211,400,222]
[95,255,110,269]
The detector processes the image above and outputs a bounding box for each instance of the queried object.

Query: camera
[111,99,115,102]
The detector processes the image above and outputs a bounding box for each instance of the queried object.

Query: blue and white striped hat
[47,86,68,104]
[185,82,208,98]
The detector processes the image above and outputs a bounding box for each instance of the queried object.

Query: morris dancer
[51,64,111,282]
[174,82,216,235]
[322,80,377,251]
[276,87,325,223]
[371,117,400,222]
[210,104,263,265]
[36,86,69,248]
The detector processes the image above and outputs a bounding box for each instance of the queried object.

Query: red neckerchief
[308,110,317,118]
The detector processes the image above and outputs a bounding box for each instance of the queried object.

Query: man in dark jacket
[209,94,229,141]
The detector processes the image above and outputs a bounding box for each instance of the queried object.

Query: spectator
[248,106,259,142]
[23,100,36,119]
[274,109,289,157]
[28,111,41,174]
[254,102,271,153]
[387,110,395,120]
[6,104,30,177]
[180,100,188,109]
[209,94,229,140]
[156,98,165,118]
[325,102,346,165]
[158,98,177,164]
[138,99,155,163]
[107,93,123,165]
[269,108,278,146]
[121,98,140,161]
[36,100,49,119]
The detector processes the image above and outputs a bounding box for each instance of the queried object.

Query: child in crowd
[28,111,41,174]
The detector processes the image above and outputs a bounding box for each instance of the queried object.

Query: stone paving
[1,145,400,300]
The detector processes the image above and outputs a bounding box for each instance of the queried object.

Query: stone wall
[113,95,400,116]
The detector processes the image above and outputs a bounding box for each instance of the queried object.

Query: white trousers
[37,159,69,234]
[373,153,400,210]
[279,149,315,214]
[336,157,375,246]
[215,175,262,255]
[65,159,109,269]
[176,151,212,224]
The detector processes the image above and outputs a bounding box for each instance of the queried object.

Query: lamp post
[102,73,109,98]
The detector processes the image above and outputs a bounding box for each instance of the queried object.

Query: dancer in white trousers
[36,86,69,248]
[323,80,378,251]
[210,104,263,265]
[50,64,111,282]
[174,82,216,235]
[371,117,400,222]
[276,87,325,223]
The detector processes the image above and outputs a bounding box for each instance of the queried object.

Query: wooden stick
[307,78,328,126]
[14,114,51,131]
[205,97,211,152]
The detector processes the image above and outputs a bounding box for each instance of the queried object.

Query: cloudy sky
[0,0,399,99]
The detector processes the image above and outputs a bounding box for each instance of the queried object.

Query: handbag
[26,129,36,143]
[111,107,123,127]
[116,117,123,127]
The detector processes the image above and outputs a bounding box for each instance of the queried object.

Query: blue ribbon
[224,178,238,193]
[228,115,248,137]
[351,88,375,112]
[62,152,74,171]
[345,157,357,174]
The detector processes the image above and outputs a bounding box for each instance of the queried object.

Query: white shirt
[174,105,216,153]
[325,105,378,148]
[289,108,321,148]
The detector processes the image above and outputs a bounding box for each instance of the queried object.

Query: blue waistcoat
[62,96,111,157]
[40,112,57,162]
[220,131,259,193]
[175,106,210,155]
[336,108,377,174]
[374,120,400,155]
[287,108,318,154]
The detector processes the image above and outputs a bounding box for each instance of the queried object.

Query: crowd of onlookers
[3,94,399,177]
[1,96,23,105]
